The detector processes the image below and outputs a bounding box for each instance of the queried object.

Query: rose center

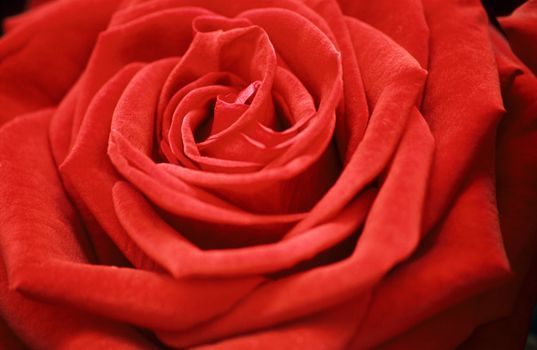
[194,80,260,143]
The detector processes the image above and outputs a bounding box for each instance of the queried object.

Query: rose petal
[301,0,370,164]
[0,110,158,349]
[59,63,153,267]
[420,0,505,230]
[351,24,536,350]
[68,7,210,146]
[113,180,374,277]
[0,111,263,334]
[337,0,429,67]
[0,310,25,350]
[498,0,537,75]
[191,300,366,350]
[455,27,537,350]
[350,143,511,348]
[287,17,426,237]
[0,0,122,125]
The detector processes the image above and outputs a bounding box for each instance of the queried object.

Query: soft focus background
[0,0,535,349]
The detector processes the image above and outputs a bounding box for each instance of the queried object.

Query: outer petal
[456,27,537,350]
[350,139,511,349]
[0,316,25,350]
[0,108,261,340]
[499,0,537,75]
[420,0,505,230]
[337,0,429,68]
[0,110,157,349]
[350,22,537,350]
[0,0,122,125]
[192,300,366,350]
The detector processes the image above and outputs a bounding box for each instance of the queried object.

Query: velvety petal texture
[0,0,536,349]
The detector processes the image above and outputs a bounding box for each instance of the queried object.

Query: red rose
[0,0,536,349]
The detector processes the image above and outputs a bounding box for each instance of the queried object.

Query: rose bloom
[0,0,536,349]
